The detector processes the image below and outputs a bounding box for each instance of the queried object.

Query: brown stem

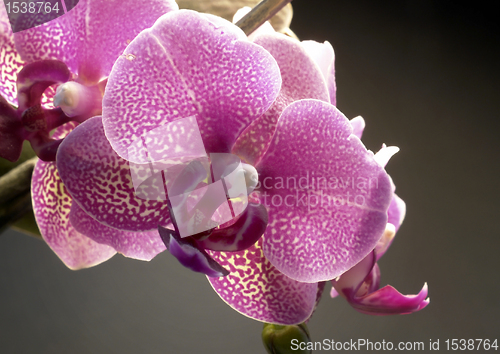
[0,157,37,202]
[0,192,33,235]
[235,0,293,36]
[0,157,37,234]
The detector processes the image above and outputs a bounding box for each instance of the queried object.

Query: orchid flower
[49,8,415,325]
[3,0,428,325]
[0,0,179,161]
[234,12,428,316]
[0,0,179,268]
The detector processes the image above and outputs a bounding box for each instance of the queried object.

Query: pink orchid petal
[349,283,430,316]
[333,251,377,297]
[14,0,178,82]
[31,123,116,269]
[0,95,23,161]
[208,238,318,325]
[301,40,336,105]
[374,144,400,168]
[330,254,381,299]
[0,3,25,106]
[354,262,381,298]
[388,193,406,232]
[232,33,329,165]
[102,10,281,162]
[56,116,171,232]
[374,223,396,260]
[331,247,428,315]
[69,203,166,261]
[257,99,392,283]
[349,116,365,139]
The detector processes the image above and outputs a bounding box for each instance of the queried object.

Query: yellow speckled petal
[0,3,25,106]
[207,238,317,325]
[31,123,116,269]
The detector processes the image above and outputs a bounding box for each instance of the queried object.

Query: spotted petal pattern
[31,123,116,269]
[257,99,393,283]
[56,116,171,231]
[102,10,281,161]
[0,3,25,106]
[208,238,318,325]
[232,33,329,165]
[69,203,166,261]
[14,0,179,83]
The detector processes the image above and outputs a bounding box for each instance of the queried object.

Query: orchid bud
[262,323,312,354]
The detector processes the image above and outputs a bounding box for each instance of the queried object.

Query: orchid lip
[158,225,229,278]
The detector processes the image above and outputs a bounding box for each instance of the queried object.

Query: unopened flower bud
[262,323,312,354]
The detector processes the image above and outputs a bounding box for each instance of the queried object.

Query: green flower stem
[236,0,293,36]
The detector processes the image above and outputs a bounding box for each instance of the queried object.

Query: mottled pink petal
[301,40,336,105]
[0,2,25,106]
[56,116,171,231]
[257,99,392,283]
[69,203,166,261]
[208,238,318,325]
[102,10,281,161]
[232,33,329,165]
[308,280,327,321]
[349,116,365,139]
[349,283,429,315]
[31,123,116,269]
[14,0,178,82]
[0,95,23,161]
[388,193,406,232]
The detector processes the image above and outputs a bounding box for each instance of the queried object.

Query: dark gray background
[1,1,499,353]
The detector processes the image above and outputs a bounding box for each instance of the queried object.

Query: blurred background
[1,0,499,352]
